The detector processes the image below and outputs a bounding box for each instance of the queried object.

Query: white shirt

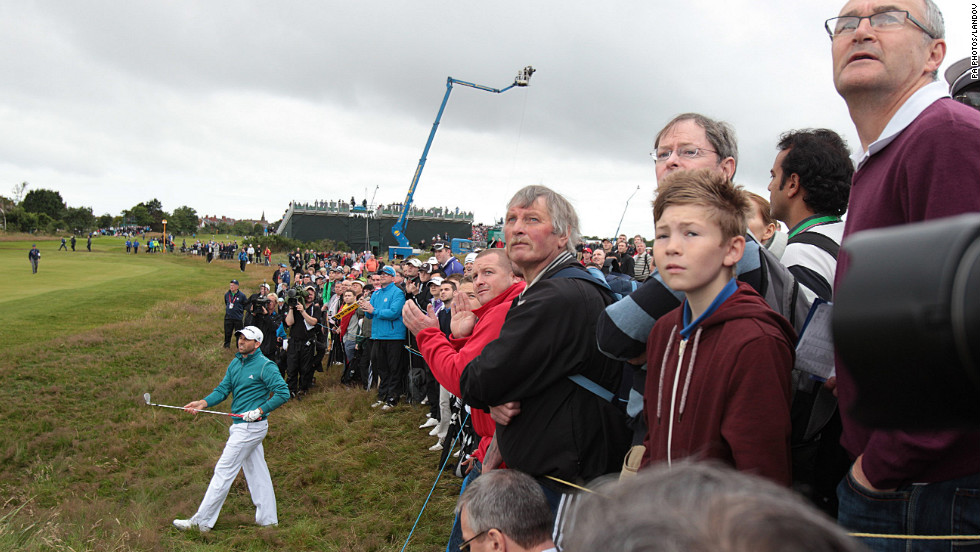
[853,81,949,169]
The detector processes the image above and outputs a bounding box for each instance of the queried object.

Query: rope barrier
[399,412,471,552]
[849,533,980,541]
[405,346,423,357]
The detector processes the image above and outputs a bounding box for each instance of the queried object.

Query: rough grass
[0,237,459,551]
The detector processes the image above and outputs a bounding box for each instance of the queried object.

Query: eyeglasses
[650,147,717,163]
[824,10,936,39]
[459,530,487,551]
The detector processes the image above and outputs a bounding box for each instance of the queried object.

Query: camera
[249,296,270,315]
[284,288,304,308]
[834,213,980,429]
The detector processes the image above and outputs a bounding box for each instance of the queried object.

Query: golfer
[173,325,290,532]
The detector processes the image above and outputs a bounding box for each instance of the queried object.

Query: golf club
[143,392,243,418]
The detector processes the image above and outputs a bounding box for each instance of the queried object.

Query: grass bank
[0,237,458,551]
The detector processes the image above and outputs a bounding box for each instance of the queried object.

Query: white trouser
[437,386,452,441]
[191,420,277,529]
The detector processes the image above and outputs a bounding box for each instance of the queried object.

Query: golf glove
[242,409,263,422]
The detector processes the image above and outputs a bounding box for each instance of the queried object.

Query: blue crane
[388,65,535,259]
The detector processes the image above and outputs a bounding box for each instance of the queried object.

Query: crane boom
[389,66,535,259]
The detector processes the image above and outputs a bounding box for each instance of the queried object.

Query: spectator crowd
[173,7,980,548]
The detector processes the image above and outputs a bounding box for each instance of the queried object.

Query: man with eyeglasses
[827,0,980,548]
[456,470,557,552]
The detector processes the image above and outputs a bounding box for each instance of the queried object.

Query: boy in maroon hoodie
[639,169,796,485]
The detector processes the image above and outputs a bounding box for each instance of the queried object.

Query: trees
[124,199,170,231]
[169,206,199,235]
[231,220,254,236]
[124,204,154,227]
[22,189,66,220]
[97,214,114,229]
[64,206,95,233]
[10,182,28,203]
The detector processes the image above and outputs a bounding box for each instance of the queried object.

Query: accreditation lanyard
[787,215,842,239]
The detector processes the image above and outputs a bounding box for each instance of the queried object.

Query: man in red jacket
[402,248,524,551]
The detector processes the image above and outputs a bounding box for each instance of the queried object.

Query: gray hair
[921,0,945,39]
[920,0,945,80]
[564,461,865,552]
[506,185,580,255]
[455,470,554,549]
[655,113,739,178]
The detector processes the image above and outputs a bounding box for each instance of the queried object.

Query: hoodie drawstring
[655,325,678,421]
[677,327,702,420]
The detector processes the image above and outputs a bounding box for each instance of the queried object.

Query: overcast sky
[0,1,973,238]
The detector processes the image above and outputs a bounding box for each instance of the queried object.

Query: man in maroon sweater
[828,0,980,547]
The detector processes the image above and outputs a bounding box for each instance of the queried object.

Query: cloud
[0,0,972,237]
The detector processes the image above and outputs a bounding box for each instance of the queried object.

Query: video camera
[248,296,271,315]
[284,287,305,308]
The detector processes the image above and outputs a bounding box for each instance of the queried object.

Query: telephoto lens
[834,213,980,430]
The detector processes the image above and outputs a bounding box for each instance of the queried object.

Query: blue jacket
[367,282,407,340]
[203,349,289,423]
[225,290,247,320]
[239,250,248,262]
[441,257,465,276]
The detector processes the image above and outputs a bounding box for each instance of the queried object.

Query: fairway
[0,236,249,345]
[0,235,458,551]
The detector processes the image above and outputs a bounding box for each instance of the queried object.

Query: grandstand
[277,199,475,253]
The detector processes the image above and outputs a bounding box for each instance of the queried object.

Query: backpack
[552,266,634,413]
[783,230,848,516]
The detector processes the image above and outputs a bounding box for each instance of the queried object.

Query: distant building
[200,212,269,232]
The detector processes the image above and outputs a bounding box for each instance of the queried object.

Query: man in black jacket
[459,185,629,520]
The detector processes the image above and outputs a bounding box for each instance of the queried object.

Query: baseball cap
[429,276,444,286]
[379,266,397,277]
[279,263,287,267]
[235,326,264,343]
[431,240,449,251]
[427,256,438,265]
[406,258,422,267]
[230,279,240,285]
[464,253,477,264]
[259,282,270,290]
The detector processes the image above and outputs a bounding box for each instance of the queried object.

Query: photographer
[284,285,321,400]
[244,288,281,363]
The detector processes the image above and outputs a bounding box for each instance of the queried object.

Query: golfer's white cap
[464,253,477,264]
[235,326,264,343]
